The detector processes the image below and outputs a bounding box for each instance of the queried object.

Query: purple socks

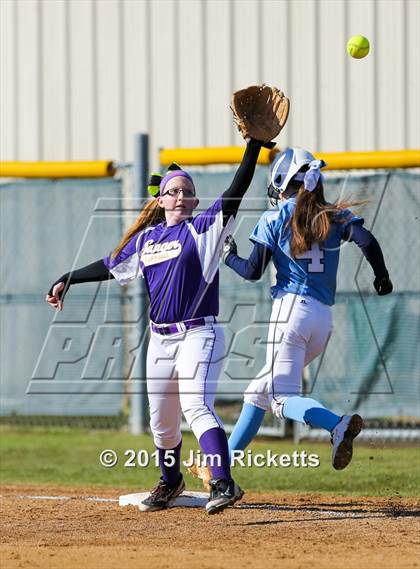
[157,441,182,486]
[199,427,232,481]
[157,428,232,484]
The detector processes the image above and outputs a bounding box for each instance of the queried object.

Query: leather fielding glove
[231,84,290,143]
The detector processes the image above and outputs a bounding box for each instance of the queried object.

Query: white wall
[1,0,419,166]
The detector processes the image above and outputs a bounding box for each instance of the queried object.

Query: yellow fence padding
[0,161,115,178]
[160,147,420,170]
[160,147,273,166]
[1,150,418,178]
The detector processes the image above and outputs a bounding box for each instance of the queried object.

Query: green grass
[0,426,418,497]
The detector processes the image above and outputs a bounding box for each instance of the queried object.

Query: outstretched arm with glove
[221,85,289,223]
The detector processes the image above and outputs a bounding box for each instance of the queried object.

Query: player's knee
[244,388,270,412]
[270,395,289,419]
[149,416,181,449]
[151,431,182,449]
[180,400,213,428]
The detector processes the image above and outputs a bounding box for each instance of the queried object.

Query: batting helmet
[268,147,326,202]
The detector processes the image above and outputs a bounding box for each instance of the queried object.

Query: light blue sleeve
[336,209,365,239]
[249,210,281,251]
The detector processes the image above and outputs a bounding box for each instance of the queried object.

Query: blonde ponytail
[111,199,165,259]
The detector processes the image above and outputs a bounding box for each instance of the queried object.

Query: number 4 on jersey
[297,243,325,273]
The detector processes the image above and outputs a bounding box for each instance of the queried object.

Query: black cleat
[331,414,363,470]
[205,478,244,515]
[139,476,185,512]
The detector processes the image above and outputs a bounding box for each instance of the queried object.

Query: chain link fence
[0,177,126,426]
[1,167,419,437]
[196,168,420,438]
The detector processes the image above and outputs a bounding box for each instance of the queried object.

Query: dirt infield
[1,485,419,569]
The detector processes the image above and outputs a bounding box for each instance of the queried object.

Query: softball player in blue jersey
[46,139,265,514]
[222,147,393,470]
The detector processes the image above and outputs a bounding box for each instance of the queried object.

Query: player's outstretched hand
[374,275,393,296]
[221,235,237,263]
[45,281,65,311]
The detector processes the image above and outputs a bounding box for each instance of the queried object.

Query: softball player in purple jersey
[222,147,393,470]
[46,139,265,514]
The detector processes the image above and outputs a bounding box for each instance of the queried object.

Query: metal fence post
[129,133,149,435]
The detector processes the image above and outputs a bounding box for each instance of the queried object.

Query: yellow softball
[347,35,370,59]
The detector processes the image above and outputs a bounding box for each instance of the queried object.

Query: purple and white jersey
[104,197,234,324]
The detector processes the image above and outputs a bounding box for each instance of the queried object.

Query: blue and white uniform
[242,197,363,417]
[226,147,391,469]
[250,197,363,306]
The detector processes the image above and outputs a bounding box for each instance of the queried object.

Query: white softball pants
[147,323,225,449]
[244,292,333,418]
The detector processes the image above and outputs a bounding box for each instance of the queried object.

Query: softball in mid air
[347,35,370,59]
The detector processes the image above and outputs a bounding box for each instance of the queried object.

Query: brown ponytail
[289,183,367,257]
[111,199,165,259]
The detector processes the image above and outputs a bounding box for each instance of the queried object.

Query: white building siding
[1,0,418,166]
